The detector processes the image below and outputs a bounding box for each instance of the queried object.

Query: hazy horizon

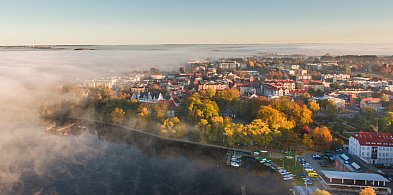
[1,0,393,45]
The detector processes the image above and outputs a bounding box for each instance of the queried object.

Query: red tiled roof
[289,89,307,94]
[264,79,295,84]
[353,132,393,146]
[360,98,381,104]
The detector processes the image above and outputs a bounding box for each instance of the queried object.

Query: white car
[231,162,240,167]
[283,177,294,181]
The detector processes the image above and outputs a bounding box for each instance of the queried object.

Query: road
[301,153,338,194]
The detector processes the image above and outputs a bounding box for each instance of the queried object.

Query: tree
[331,138,344,150]
[200,89,216,99]
[326,100,337,120]
[111,108,125,124]
[152,103,168,121]
[359,187,376,195]
[160,117,186,138]
[215,88,241,107]
[280,128,300,149]
[270,98,313,127]
[383,112,393,133]
[138,105,150,118]
[224,123,245,147]
[380,93,390,103]
[312,126,333,149]
[248,60,255,68]
[312,189,331,195]
[299,105,313,126]
[308,100,320,113]
[245,119,273,146]
[302,134,314,148]
[186,94,220,122]
[302,125,311,134]
[150,83,160,90]
[137,105,150,129]
[256,106,294,131]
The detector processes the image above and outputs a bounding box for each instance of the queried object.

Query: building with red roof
[349,132,393,165]
[360,98,382,110]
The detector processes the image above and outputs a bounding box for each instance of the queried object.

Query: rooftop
[352,132,393,146]
[321,170,389,182]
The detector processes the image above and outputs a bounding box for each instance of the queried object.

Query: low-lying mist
[0,46,214,193]
[0,44,391,193]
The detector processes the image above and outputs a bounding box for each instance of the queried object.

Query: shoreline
[63,117,252,154]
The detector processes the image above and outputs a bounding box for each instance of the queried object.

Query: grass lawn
[256,151,306,185]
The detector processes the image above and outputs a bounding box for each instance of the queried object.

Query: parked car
[312,155,322,160]
[308,172,319,178]
[283,176,294,181]
[231,162,240,167]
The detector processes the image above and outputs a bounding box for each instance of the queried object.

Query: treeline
[40,86,342,151]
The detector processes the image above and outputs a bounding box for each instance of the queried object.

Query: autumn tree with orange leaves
[312,126,333,149]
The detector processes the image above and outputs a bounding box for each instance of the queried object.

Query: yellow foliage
[257,106,294,130]
[359,186,376,195]
[111,108,126,124]
[312,190,331,195]
[312,126,333,149]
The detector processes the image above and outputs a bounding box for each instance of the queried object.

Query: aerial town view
[1,1,393,195]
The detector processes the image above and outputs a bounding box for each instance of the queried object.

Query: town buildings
[360,98,382,110]
[349,132,393,165]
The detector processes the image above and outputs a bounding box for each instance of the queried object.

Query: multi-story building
[360,98,382,110]
[84,77,116,89]
[197,82,229,91]
[218,61,240,70]
[321,74,350,82]
[298,80,326,92]
[261,80,295,99]
[261,83,289,99]
[349,132,393,165]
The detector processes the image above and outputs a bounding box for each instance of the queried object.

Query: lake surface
[10,122,290,195]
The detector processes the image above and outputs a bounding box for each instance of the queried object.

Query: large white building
[261,80,295,99]
[349,132,393,165]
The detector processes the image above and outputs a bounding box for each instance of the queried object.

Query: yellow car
[308,172,319,178]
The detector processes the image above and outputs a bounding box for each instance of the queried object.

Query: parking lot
[302,153,336,173]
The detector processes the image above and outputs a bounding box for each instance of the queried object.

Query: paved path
[64,117,252,154]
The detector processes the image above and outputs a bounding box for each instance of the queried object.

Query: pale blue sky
[1,0,393,45]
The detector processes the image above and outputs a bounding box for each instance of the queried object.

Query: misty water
[0,44,392,194]
[9,122,290,194]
